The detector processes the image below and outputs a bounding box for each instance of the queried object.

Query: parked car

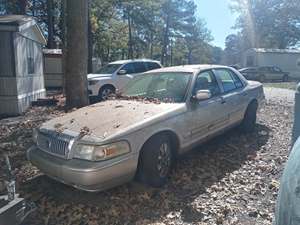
[239,66,289,82]
[27,65,264,192]
[88,59,162,100]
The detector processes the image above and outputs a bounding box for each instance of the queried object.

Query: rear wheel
[240,101,258,133]
[99,86,115,101]
[258,74,266,83]
[137,134,174,187]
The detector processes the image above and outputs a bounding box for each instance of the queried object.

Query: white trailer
[0,15,46,116]
[242,48,300,79]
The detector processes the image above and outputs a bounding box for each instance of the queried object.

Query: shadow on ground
[21,123,270,224]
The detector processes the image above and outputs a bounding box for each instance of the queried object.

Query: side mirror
[118,70,127,75]
[192,90,212,101]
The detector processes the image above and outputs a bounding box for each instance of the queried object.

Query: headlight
[88,80,99,86]
[32,128,39,143]
[74,141,130,161]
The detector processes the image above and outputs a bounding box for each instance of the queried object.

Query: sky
[195,0,238,49]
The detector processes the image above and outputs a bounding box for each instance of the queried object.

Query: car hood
[40,100,184,141]
[87,73,112,79]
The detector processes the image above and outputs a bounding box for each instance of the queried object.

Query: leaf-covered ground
[0,90,294,225]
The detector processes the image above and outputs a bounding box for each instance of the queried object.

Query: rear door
[213,68,247,125]
[272,67,284,80]
[133,62,147,74]
[260,67,275,80]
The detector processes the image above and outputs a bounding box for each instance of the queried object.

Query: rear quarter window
[146,62,161,71]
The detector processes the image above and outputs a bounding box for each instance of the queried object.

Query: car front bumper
[27,146,138,192]
[88,84,100,97]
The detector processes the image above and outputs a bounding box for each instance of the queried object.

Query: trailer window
[27,41,35,75]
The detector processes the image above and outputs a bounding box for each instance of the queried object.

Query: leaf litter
[0,92,294,225]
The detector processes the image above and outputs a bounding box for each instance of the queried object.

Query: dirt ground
[0,88,294,225]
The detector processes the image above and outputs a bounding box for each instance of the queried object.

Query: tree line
[1,0,299,68]
[224,0,300,65]
[0,0,299,108]
[0,0,224,67]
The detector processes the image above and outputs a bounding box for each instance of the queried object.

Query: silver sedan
[27,65,265,192]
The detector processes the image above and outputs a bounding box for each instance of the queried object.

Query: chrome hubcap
[157,142,171,178]
[101,88,112,100]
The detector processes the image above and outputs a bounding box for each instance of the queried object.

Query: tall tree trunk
[19,0,27,14]
[127,8,133,59]
[149,31,153,59]
[187,49,192,64]
[170,39,173,66]
[87,0,93,73]
[122,49,125,60]
[61,0,66,94]
[65,0,89,109]
[31,0,36,16]
[161,16,169,65]
[47,0,55,48]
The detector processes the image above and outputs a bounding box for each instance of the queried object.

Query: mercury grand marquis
[27,65,265,192]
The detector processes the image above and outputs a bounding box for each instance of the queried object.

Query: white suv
[88,59,162,100]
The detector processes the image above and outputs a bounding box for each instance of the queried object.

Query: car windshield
[95,64,122,74]
[122,72,192,103]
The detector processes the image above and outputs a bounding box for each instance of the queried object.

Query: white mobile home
[0,15,46,116]
[242,48,300,79]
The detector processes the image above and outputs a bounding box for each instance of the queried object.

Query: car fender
[88,77,117,95]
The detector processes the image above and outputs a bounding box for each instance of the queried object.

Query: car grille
[37,131,73,158]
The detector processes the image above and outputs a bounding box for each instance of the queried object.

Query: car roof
[109,59,161,65]
[145,64,231,74]
[240,67,257,70]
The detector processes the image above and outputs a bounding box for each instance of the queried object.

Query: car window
[214,69,238,93]
[121,63,136,74]
[96,64,122,74]
[146,62,161,71]
[133,62,147,73]
[230,71,244,89]
[123,72,192,103]
[260,67,270,72]
[273,67,282,72]
[194,70,220,97]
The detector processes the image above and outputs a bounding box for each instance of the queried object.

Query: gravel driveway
[0,88,295,225]
[264,87,295,106]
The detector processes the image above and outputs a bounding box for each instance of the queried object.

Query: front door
[185,70,229,146]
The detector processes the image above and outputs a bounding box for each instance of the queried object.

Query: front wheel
[137,135,174,188]
[99,86,115,101]
[240,101,258,133]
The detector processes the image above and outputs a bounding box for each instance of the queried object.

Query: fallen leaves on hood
[79,126,91,137]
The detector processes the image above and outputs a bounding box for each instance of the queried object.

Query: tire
[283,74,289,82]
[258,74,266,83]
[137,134,174,188]
[240,101,258,133]
[99,86,115,101]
